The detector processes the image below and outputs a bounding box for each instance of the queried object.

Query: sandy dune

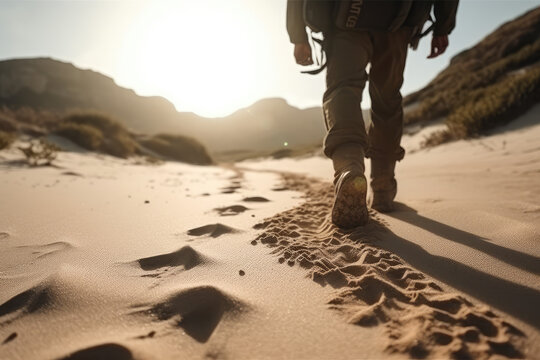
[1,105,539,359]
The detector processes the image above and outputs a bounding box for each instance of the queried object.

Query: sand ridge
[252,173,527,359]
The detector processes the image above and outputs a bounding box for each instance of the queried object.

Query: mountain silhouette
[0,57,325,155]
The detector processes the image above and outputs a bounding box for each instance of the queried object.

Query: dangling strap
[410,14,435,50]
[301,31,328,75]
[419,17,435,38]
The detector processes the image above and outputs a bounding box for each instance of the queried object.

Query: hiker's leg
[323,30,373,176]
[367,28,411,212]
[323,30,373,228]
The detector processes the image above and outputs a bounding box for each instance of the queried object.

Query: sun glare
[117,1,262,117]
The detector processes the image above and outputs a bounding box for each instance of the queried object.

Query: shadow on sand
[388,203,540,275]
[350,203,540,329]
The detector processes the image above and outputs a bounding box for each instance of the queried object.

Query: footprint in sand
[242,196,270,203]
[130,246,210,280]
[2,332,17,344]
[221,186,241,194]
[220,179,243,194]
[187,224,240,238]
[0,232,9,240]
[0,277,64,325]
[133,285,249,343]
[271,186,290,191]
[57,343,133,360]
[61,171,82,177]
[214,205,249,216]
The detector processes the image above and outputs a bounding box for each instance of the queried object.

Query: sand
[1,104,539,359]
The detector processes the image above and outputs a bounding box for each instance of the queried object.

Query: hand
[294,43,313,66]
[428,35,449,59]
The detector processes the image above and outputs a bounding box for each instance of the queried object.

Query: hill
[404,6,540,145]
[0,58,325,158]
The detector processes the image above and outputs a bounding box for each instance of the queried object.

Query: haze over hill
[1,6,539,158]
[0,58,325,155]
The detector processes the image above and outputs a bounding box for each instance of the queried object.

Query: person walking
[287,0,459,228]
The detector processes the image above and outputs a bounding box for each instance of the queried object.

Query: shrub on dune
[0,130,15,150]
[55,112,139,158]
[139,134,213,165]
[102,132,138,158]
[0,113,18,133]
[54,122,103,150]
[64,113,126,135]
[422,65,540,146]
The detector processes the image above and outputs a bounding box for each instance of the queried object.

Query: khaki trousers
[322,27,411,167]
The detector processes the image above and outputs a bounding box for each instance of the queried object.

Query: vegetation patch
[405,8,540,146]
[422,66,540,146]
[54,122,103,150]
[0,131,15,150]
[55,112,139,158]
[139,134,213,165]
[18,139,59,166]
[0,113,18,133]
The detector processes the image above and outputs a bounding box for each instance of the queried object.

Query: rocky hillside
[0,58,325,156]
[404,6,540,144]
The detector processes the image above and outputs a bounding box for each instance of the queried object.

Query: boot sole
[332,173,369,228]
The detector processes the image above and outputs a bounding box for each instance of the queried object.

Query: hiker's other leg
[367,28,411,212]
[323,30,373,173]
[367,28,410,161]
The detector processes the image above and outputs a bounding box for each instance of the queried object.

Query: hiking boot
[369,157,397,213]
[332,167,369,228]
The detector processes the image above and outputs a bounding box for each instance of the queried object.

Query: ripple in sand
[136,285,249,343]
[58,343,133,360]
[16,241,75,259]
[214,205,249,216]
[187,223,240,238]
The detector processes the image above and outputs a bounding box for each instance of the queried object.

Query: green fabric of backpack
[334,0,413,32]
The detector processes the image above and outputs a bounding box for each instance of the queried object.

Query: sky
[0,0,538,118]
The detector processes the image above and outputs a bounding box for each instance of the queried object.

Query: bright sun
[117,1,261,118]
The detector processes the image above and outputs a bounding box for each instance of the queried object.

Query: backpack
[301,0,434,74]
[334,0,413,32]
[303,0,337,34]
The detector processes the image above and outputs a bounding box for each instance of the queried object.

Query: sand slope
[0,149,385,360]
[1,105,539,359]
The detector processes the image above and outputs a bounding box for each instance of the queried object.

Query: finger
[298,57,314,66]
[438,45,447,56]
[440,39,449,54]
[442,37,449,47]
